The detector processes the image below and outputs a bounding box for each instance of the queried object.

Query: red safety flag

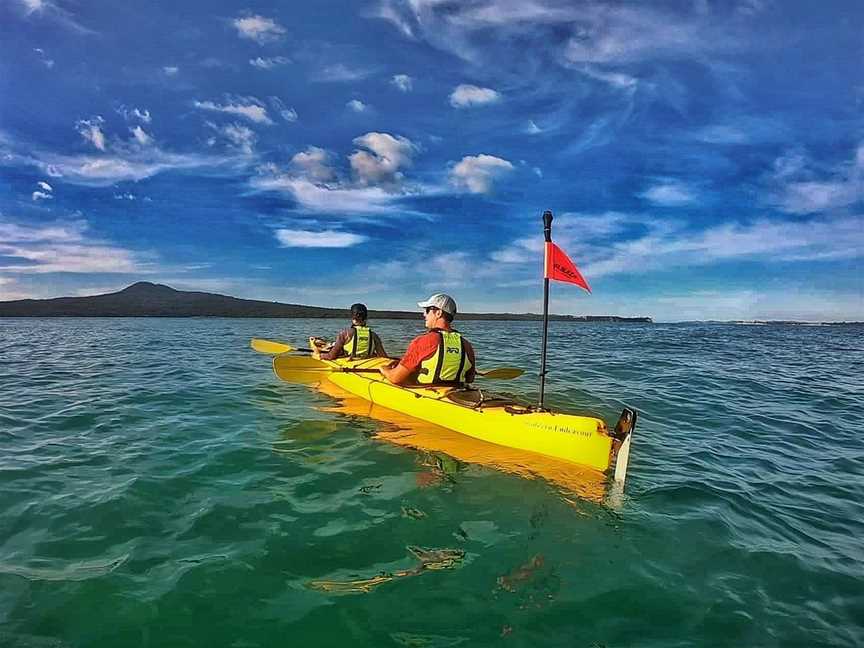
[544,242,591,293]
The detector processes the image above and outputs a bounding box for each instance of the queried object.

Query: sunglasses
[424,306,440,314]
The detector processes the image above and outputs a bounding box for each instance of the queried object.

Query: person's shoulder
[411,330,439,343]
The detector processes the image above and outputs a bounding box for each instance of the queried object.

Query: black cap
[350,303,368,320]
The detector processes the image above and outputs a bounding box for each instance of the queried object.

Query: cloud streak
[275,229,367,248]
[193,97,273,124]
[232,15,286,43]
[0,218,152,275]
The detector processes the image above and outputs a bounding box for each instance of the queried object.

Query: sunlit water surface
[1,318,862,647]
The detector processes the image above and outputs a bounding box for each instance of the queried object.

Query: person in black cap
[311,303,387,360]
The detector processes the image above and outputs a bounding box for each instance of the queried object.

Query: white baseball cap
[417,293,457,315]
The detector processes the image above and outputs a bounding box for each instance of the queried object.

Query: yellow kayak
[272,353,636,483]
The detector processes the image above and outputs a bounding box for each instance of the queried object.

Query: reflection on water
[309,378,610,504]
[307,546,466,595]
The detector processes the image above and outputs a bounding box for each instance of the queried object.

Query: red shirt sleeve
[399,332,441,372]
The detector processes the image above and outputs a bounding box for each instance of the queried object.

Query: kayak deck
[273,354,636,480]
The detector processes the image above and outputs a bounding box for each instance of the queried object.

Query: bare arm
[379,362,412,385]
[319,330,348,360]
[373,333,388,358]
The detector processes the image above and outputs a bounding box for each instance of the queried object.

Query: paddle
[252,338,523,380]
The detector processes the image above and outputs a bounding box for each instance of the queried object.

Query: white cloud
[268,97,298,123]
[220,123,256,155]
[130,126,153,146]
[0,218,150,275]
[114,193,136,200]
[275,229,367,248]
[583,214,864,279]
[32,191,52,201]
[33,47,54,68]
[563,7,722,65]
[577,66,639,90]
[232,15,286,43]
[250,56,290,69]
[346,99,368,113]
[27,148,240,187]
[117,106,152,124]
[449,84,501,108]
[526,120,542,134]
[37,181,53,192]
[317,64,372,82]
[349,132,416,188]
[641,181,698,206]
[391,74,413,92]
[449,154,514,193]
[251,174,404,214]
[163,66,179,76]
[290,147,336,183]
[772,143,864,214]
[22,0,44,14]
[75,116,106,151]
[193,97,273,125]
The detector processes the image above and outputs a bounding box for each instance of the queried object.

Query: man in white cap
[379,293,476,386]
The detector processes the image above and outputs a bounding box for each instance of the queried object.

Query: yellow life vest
[345,325,373,358]
[417,330,472,385]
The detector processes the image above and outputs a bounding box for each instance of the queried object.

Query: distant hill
[0,282,653,322]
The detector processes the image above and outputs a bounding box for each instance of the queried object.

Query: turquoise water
[1,318,862,647]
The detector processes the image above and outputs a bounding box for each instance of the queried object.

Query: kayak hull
[274,354,632,476]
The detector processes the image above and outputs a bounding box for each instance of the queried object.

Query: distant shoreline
[0,281,653,322]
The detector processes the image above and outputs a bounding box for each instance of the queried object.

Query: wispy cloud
[317,63,373,82]
[208,122,257,155]
[346,99,368,113]
[193,97,273,125]
[232,14,286,44]
[75,116,107,151]
[250,56,290,69]
[0,218,153,275]
[391,74,413,92]
[116,106,152,124]
[275,229,367,248]
[449,84,501,108]
[489,211,864,283]
[17,0,95,34]
[33,47,55,68]
[31,179,54,201]
[449,154,513,193]
[376,1,743,73]
[130,125,153,146]
[770,142,864,214]
[640,180,699,207]
[251,174,408,214]
[268,97,298,123]
[163,66,179,76]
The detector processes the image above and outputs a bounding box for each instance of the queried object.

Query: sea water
[1,318,862,647]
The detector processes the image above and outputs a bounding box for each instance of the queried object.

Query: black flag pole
[539,210,553,409]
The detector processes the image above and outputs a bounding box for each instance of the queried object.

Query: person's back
[379,293,475,386]
[314,303,387,360]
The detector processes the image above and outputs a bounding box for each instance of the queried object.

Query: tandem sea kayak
[271,352,637,484]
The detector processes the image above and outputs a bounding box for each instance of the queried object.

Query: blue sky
[1,0,862,321]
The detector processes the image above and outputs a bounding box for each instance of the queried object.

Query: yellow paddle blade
[251,338,296,354]
[477,367,523,380]
[272,354,334,383]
